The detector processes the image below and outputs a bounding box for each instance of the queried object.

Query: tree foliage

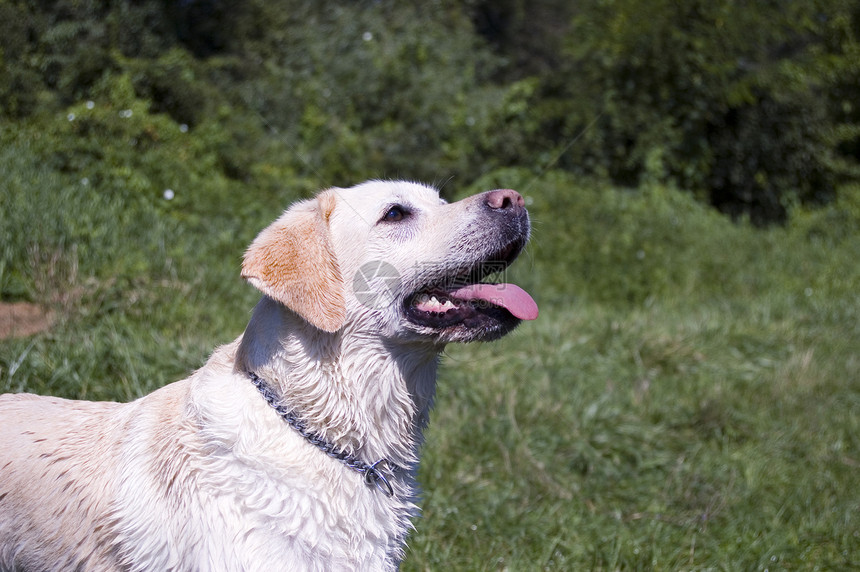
[1,0,858,223]
[471,0,860,222]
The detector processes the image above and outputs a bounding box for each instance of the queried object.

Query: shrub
[471,0,860,223]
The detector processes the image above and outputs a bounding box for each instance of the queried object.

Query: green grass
[406,297,859,570]
[1,137,858,569]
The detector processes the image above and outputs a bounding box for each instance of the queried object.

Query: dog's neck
[236,297,441,470]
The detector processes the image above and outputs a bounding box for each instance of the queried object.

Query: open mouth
[403,239,538,335]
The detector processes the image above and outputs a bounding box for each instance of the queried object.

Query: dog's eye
[381,205,409,223]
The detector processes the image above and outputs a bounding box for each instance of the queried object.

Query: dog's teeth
[429,296,455,310]
[414,293,459,313]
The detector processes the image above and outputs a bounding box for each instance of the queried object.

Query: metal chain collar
[248,371,396,497]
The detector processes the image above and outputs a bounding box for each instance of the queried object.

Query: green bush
[472,0,860,223]
[4,0,858,223]
[215,1,506,184]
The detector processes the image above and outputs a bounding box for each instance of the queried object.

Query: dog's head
[242,181,537,344]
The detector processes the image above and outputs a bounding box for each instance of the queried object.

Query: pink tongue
[451,283,539,321]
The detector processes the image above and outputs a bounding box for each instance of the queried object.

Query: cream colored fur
[0,181,530,571]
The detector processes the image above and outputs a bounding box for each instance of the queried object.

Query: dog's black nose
[485,189,525,211]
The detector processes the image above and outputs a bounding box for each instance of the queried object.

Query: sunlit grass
[1,145,858,569]
[406,296,859,570]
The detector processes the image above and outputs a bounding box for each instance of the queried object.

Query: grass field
[406,297,858,569]
[1,148,858,569]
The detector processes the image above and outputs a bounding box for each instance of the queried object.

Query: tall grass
[404,171,860,570]
[407,296,858,569]
[1,140,858,568]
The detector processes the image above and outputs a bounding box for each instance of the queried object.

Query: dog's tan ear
[241,191,346,333]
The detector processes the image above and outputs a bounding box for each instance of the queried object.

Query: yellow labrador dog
[0,181,537,571]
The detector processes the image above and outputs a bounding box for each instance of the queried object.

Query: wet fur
[0,181,529,571]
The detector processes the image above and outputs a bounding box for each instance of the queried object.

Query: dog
[0,181,537,571]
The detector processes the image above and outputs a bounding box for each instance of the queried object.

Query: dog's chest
[200,476,408,570]
[111,392,415,571]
